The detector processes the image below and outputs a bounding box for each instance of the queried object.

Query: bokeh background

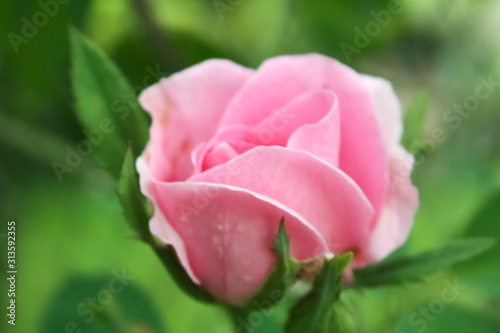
[1,0,500,332]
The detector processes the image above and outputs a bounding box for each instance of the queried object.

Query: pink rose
[137,54,418,305]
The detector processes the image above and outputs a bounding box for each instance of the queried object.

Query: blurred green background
[1,0,500,332]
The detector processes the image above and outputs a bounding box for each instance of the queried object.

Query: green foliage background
[0,0,499,332]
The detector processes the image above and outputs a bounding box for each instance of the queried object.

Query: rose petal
[358,146,419,265]
[194,90,341,171]
[139,59,252,182]
[191,124,255,173]
[138,158,330,305]
[252,90,337,146]
[219,54,387,223]
[158,184,329,305]
[137,157,198,283]
[286,91,341,167]
[189,146,375,254]
[357,75,419,265]
[361,75,403,152]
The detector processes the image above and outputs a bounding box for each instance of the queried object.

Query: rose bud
[137,54,418,305]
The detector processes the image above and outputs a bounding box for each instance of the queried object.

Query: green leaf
[352,238,497,289]
[117,145,153,245]
[70,28,149,178]
[401,90,428,152]
[396,303,500,333]
[285,252,353,333]
[454,191,500,293]
[38,275,166,333]
[249,218,300,307]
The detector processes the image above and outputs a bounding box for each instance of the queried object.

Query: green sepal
[117,145,153,245]
[285,252,353,333]
[225,219,301,333]
[248,218,300,307]
[154,246,215,304]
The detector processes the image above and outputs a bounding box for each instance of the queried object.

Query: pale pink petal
[199,142,240,171]
[193,90,341,171]
[213,90,336,149]
[251,90,337,148]
[358,146,419,266]
[286,91,341,167]
[191,124,255,173]
[139,59,253,182]
[137,156,199,284]
[361,75,403,152]
[219,54,387,223]
[220,55,331,127]
[357,76,419,265]
[146,180,330,305]
[189,146,375,255]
